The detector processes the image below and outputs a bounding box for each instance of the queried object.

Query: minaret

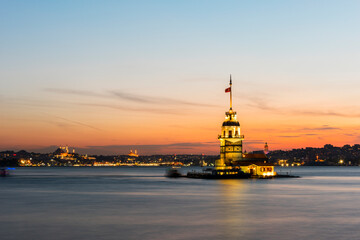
[264,142,269,155]
[216,76,244,168]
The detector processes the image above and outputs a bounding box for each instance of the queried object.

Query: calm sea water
[1,167,360,240]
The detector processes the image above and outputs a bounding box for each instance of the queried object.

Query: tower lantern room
[216,76,244,168]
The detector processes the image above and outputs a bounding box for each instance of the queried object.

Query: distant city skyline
[1,1,360,155]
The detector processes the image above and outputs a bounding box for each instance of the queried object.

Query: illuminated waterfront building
[54,146,76,160]
[216,76,244,167]
[214,76,276,177]
[127,149,139,162]
[128,149,139,158]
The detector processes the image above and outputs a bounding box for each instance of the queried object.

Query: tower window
[228,130,232,138]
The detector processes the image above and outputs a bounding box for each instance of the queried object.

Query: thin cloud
[0,98,102,131]
[246,97,278,111]
[167,142,218,147]
[278,135,300,138]
[77,103,182,115]
[43,88,217,108]
[278,133,321,138]
[244,140,268,144]
[297,110,360,118]
[44,120,73,129]
[300,126,341,131]
[5,93,188,116]
[245,96,360,119]
[44,88,108,98]
[110,91,150,103]
[110,90,217,107]
[53,116,102,131]
[40,113,102,131]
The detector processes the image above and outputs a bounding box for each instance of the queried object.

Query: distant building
[54,146,76,160]
[127,149,139,161]
[264,142,269,155]
[277,159,288,166]
[128,149,139,157]
[315,155,325,163]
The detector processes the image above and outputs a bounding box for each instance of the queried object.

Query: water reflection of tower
[216,76,244,168]
[218,180,248,238]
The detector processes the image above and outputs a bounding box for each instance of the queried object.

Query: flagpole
[230,75,232,111]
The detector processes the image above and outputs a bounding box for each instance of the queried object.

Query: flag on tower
[225,87,231,93]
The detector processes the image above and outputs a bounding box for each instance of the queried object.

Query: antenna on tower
[229,74,233,111]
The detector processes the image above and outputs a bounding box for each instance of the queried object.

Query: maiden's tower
[214,76,276,177]
[186,76,277,178]
[185,76,299,179]
[216,76,244,168]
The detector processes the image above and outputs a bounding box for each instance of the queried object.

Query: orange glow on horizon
[1,102,359,155]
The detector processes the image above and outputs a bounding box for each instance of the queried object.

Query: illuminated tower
[216,76,244,168]
[264,142,269,155]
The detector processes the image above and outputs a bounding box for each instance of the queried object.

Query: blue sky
[1,1,360,154]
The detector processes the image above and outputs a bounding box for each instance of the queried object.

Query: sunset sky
[1,1,360,155]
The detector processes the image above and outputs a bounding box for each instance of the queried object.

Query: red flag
[225,87,231,93]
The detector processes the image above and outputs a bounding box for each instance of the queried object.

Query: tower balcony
[218,134,245,139]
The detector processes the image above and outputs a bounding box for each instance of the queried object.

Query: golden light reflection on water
[217,180,249,238]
